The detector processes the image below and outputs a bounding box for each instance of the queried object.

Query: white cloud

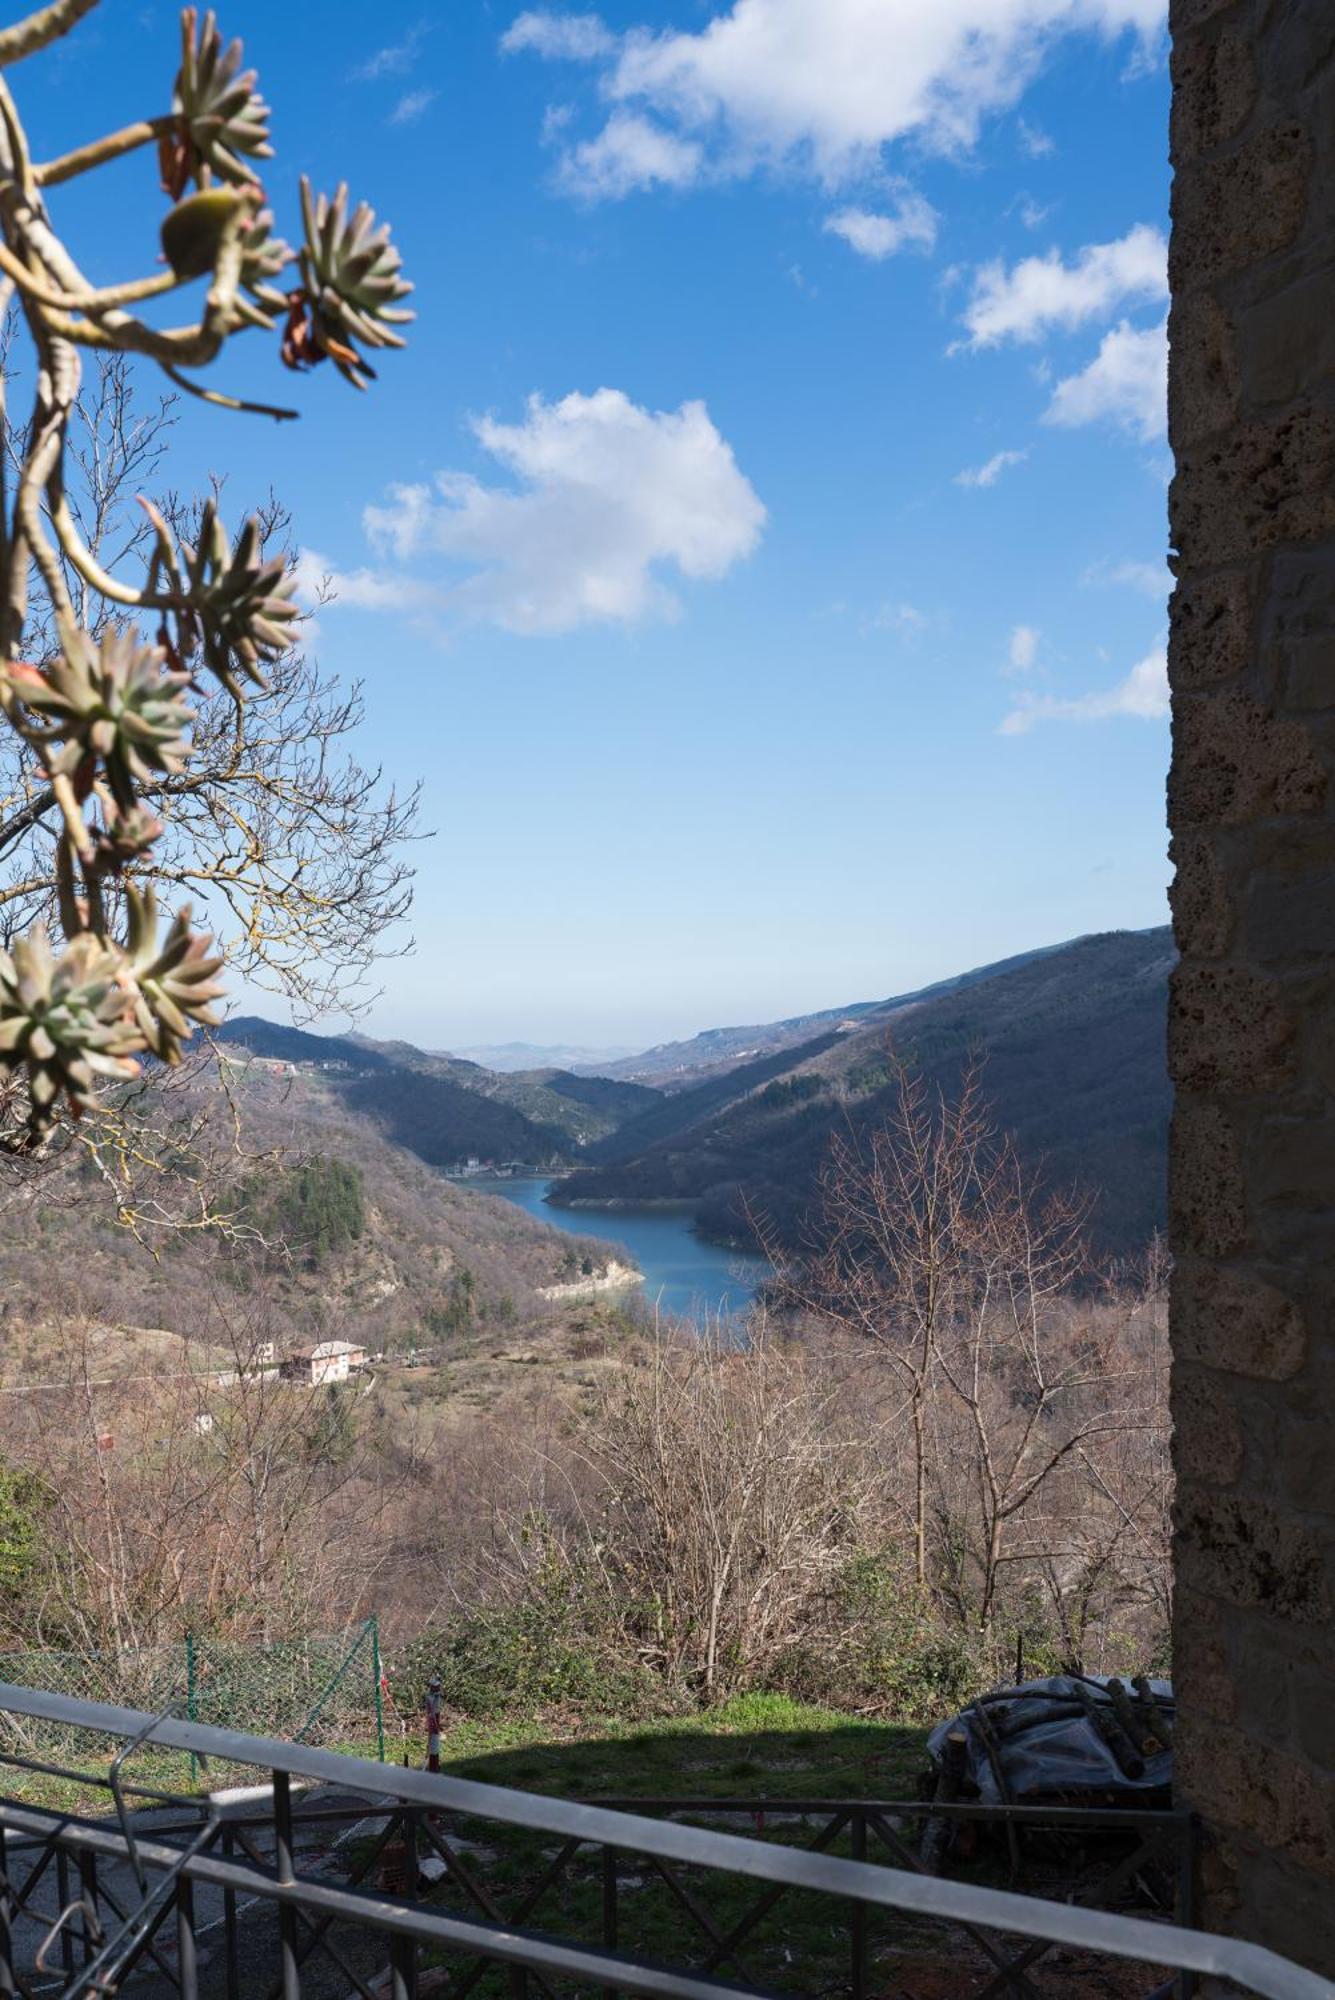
[869,601,929,637]
[1001,642,1167,731]
[390,88,437,126]
[1016,116,1055,157]
[1007,623,1040,674]
[1044,315,1167,439]
[295,549,444,616]
[958,223,1166,347]
[501,10,616,60]
[353,24,430,81]
[504,0,1165,198]
[956,446,1027,489]
[823,190,938,260]
[556,113,704,199]
[1083,556,1171,598]
[334,389,765,637]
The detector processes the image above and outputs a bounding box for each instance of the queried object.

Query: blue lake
[478,1177,768,1323]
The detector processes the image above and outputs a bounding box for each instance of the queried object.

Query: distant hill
[451,1041,639,1073]
[217,1017,659,1167]
[588,940,1073,1089]
[550,928,1174,1260]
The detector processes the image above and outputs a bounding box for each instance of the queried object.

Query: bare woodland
[0,1062,1173,1721]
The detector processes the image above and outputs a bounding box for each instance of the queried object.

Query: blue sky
[28,0,1173,1047]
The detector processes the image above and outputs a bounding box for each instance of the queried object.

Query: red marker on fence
[425,1673,442,1773]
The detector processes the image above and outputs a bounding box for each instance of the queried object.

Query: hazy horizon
[261,911,1171,1052]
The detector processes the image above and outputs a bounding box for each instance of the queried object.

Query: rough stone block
[1292,1664,1335,1768]
[1173,1363,1247,1483]
[1175,1719,1293,1846]
[1250,1112,1335,1216]
[1288,1763,1335,1882]
[1169,688,1327,824]
[1252,8,1335,110]
[1176,1483,1328,1621]
[1171,25,1258,160]
[1281,1420,1335,1517]
[1229,1845,1335,1982]
[1170,831,1234,954]
[1169,291,1241,447]
[1170,1096,1249,1255]
[1263,544,1335,644]
[1283,635,1335,707]
[1170,406,1335,569]
[1180,1729,1335,1892]
[1170,1585,1237,1724]
[1169,567,1253,689]
[1237,268,1335,407]
[1244,868,1335,959]
[1174,1257,1308,1378]
[1167,961,1296,1090]
[1170,125,1312,290]
[1171,0,1246,30]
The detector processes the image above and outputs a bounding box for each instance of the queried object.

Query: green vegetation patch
[360,1698,937,1999]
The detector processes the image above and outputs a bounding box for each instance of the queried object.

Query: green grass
[359,1695,936,1998]
[421,1690,927,1801]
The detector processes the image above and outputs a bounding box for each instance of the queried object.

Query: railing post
[372,1616,385,1764]
[602,1845,619,2000]
[274,1766,302,2000]
[55,1847,74,1985]
[222,1824,240,2000]
[78,1852,97,1968]
[391,1932,418,2000]
[0,1827,15,2000]
[177,1875,199,2000]
[850,1808,867,2000]
[1176,1813,1198,2000]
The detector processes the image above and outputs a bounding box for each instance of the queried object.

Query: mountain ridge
[579,931,1150,1088]
[552,926,1175,1259]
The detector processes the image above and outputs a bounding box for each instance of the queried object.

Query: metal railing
[0,1681,1330,2000]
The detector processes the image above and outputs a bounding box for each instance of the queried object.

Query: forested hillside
[552,928,1174,1258]
[0,1060,625,1373]
[218,1017,659,1163]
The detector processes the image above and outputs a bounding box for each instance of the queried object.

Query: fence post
[185,1632,198,1786]
[372,1617,386,1764]
[850,1808,867,2000]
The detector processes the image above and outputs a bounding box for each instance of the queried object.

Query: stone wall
[1167,0,1335,1972]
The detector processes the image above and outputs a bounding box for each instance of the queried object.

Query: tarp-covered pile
[926,1673,1174,1805]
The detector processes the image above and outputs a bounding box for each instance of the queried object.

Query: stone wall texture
[1168,0,1335,1973]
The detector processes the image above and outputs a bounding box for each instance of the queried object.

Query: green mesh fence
[0,1619,385,1803]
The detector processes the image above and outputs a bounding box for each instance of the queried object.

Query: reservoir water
[479,1177,768,1323]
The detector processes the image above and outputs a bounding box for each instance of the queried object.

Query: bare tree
[775,1057,1167,1648]
[6,1296,399,1651]
[773,1059,996,1588]
[573,1323,868,1699]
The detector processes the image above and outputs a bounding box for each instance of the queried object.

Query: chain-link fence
[0,1619,387,1802]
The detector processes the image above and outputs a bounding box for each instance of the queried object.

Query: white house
[280,1337,367,1386]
